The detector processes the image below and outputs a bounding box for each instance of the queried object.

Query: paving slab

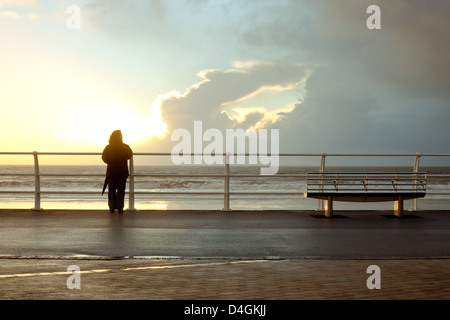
[0,209,448,301]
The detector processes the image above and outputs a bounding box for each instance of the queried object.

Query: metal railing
[306,172,427,194]
[0,152,449,211]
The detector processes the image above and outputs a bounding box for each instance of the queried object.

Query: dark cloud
[252,0,450,155]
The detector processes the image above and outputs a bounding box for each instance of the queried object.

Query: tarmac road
[0,209,449,258]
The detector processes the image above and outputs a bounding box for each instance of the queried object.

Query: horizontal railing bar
[308,183,425,185]
[0,174,440,179]
[133,174,308,178]
[308,185,426,188]
[133,192,303,195]
[40,174,105,177]
[0,174,104,177]
[3,174,445,178]
[36,191,107,195]
[308,182,426,185]
[134,174,224,178]
[0,173,443,179]
[309,178,426,180]
[0,172,436,175]
[308,177,427,180]
[0,175,434,180]
[0,173,36,176]
[228,174,307,178]
[3,191,448,195]
[308,172,428,175]
[135,192,303,196]
[308,178,427,181]
[308,188,426,191]
[25,152,103,156]
[1,191,223,195]
[308,181,426,184]
[0,152,35,155]
[308,187,427,189]
[309,174,427,176]
[7,191,448,195]
[0,191,35,194]
[1,152,450,156]
[307,188,426,191]
[136,153,450,157]
[133,192,224,195]
[307,191,426,194]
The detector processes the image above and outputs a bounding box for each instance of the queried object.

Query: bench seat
[304,192,425,202]
[304,172,427,217]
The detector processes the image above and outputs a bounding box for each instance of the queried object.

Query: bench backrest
[306,172,427,194]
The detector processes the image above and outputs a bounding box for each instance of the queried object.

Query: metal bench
[304,172,427,217]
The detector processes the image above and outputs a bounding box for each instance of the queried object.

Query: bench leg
[325,196,333,218]
[394,196,404,217]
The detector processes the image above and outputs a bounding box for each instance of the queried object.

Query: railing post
[411,153,421,211]
[223,153,231,211]
[32,151,42,210]
[317,153,326,211]
[128,155,135,211]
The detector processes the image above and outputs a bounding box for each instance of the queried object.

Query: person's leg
[116,178,127,213]
[108,178,118,212]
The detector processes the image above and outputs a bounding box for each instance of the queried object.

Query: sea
[0,165,449,211]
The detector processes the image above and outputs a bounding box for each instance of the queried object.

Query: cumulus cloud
[158,61,314,135]
[134,60,313,155]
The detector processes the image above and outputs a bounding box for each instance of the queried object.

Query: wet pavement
[0,209,449,258]
[0,209,448,300]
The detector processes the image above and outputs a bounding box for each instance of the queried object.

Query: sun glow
[60,104,168,146]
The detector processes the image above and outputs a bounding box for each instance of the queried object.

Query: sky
[1,0,449,166]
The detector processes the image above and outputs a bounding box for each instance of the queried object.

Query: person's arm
[102,146,110,164]
[126,145,133,160]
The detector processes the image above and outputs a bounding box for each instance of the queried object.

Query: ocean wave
[0,180,31,188]
[0,166,449,205]
[157,180,208,189]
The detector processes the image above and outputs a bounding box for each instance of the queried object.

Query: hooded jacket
[102,142,133,179]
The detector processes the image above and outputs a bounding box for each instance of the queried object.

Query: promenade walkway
[0,209,449,300]
[0,257,449,300]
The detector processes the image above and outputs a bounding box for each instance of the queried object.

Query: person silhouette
[102,130,133,213]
